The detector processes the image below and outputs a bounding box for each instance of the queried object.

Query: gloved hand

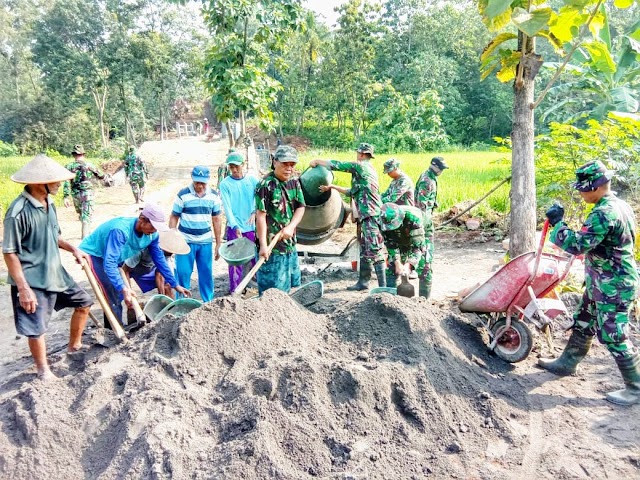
[545,202,565,226]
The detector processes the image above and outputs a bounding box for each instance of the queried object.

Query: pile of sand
[0,290,532,479]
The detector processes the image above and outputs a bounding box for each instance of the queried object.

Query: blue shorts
[257,252,301,294]
[11,284,93,338]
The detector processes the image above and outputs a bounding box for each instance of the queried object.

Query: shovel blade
[397,275,415,298]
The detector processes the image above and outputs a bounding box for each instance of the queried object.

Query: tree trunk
[226,120,234,149]
[509,35,537,257]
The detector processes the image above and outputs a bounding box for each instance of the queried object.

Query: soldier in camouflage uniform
[540,160,640,406]
[124,145,148,203]
[310,143,386,291]
[379,203,428,291]
[255,145,306,294]
[414,156,448,298]
[381,158,415,206]
[63,144,105,239]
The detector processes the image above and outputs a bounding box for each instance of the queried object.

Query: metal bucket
[154,298,203,321]
[219,236,256,266]
[143,295,173,322]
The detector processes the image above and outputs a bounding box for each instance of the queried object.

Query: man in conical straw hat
[122,228,190,299]
[3,154,94,381]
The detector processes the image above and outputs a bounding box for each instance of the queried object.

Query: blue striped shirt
[171,184,222,244]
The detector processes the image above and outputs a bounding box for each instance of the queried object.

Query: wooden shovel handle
[119,268,146,323]
[233,231,283,295]
[81,258,128,342]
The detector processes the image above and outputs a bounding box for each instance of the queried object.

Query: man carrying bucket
[219,150,259,294]
[540,160,640,406]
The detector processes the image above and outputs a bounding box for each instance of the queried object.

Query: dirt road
[0,137,638,478]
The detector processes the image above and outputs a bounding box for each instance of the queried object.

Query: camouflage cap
[572,160,613,192]
[383,158,400,174]
[226,151,245,165]
[72,144,85,155]
[430,156,448,170]
[380,203,404,232]
[273,145,298,163]
[356,143,375,158]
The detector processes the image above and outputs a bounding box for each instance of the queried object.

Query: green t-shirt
[328,159,381,219]
[3,189,75,292]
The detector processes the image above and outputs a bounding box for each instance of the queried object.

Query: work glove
[545,202,565,227]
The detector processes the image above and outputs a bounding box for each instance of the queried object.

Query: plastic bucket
[143,295,173,322]
[155,298,203,321]
[368,287,397,295]
[219,237,256,266]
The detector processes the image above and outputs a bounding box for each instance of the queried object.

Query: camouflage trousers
[72,190,94,223]
[129,178,145,202]
[573,291,637,358]
[418,233,434,283]
[360,216,385,265]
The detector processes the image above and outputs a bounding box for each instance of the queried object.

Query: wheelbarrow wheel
[491,318,534,363]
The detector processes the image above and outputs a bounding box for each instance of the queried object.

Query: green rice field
[298,150,512,216]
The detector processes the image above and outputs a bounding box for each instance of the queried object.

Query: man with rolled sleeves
[381,158,414,206]
[310,143,386,291]
[3,154,93,380]
[540,160,640,406]
[414,156,448,298]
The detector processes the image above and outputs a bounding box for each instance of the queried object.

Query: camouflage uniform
[551,194,638,357]
[124,150,148,203]
[328,159,384,265]
[255,148,306,294]
[382,173,415,206]
[541,160,640,406]
[379,204,427,288]
[63,157,104,236]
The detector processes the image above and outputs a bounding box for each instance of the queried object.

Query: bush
[0,141,18,157]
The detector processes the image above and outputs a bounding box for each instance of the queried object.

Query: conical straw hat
[159,228,190,255]
[10,153,75,184]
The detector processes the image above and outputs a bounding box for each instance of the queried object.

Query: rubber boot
[606,352,640,406]
[347,262,371,291]
[81,221,91,239]
[374,262,387,288]
[419,279,431,299]
[386,271,398,288]
[538,329,593,376]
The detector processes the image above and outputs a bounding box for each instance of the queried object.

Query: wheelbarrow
[459,220,575,363]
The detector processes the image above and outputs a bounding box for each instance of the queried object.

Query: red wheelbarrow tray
[459,249,575,315]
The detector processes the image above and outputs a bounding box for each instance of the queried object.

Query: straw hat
[10,153,75,184]
[159,228,190,255]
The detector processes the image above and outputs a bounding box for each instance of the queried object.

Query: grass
[0,156,67,217]
[297,150,512,216]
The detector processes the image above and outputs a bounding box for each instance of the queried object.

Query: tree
[200,0,303,146]
[476,0,637,256]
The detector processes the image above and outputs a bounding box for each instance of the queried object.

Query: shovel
[233,231,283,295]
[397,273,415,298]
[81,258,128,343]
[88,310,106,345]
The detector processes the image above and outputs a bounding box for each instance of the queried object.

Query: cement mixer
[296,166,357,263]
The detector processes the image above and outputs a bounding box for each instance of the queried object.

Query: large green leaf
[512,6,553,37]
[611,86,639,112]
[613,0,634,8]
[485,0,514,19]
[480,32,518,62]
[583,40,617,73]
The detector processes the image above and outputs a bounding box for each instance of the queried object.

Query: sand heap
[0,290,532,479]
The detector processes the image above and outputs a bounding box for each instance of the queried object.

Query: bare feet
[37,368,58,381]
[67,344,90,353]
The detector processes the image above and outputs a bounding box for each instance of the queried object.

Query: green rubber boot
[538,329,594,376]
[347,262,371,291]
[606,353,640,406]
[386,271,398,288]
[374,262,387,288]
[418,279,431,299]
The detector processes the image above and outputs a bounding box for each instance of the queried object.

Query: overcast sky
[304,0,345,27]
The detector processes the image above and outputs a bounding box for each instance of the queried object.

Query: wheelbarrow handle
[528,219,551,286]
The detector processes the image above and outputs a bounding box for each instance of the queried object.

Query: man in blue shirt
[170,166,223,301]
[80,203,190,327]
[219,151,259,294]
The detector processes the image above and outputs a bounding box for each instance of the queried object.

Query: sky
[304,0,346,27]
